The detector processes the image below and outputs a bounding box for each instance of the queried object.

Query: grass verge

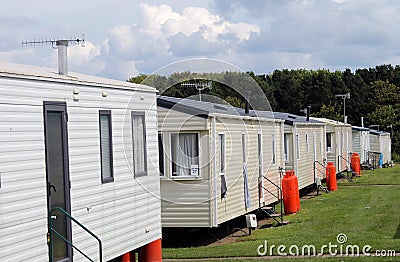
[162,165,400,261]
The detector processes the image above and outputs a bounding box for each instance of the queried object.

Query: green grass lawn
[163,165,400,261]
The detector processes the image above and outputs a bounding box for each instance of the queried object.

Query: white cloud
[94,3,260,76]
[2,0,400,80]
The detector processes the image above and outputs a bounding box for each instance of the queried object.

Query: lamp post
[335,93,350,123]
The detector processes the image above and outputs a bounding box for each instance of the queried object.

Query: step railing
[314,160,329,195]
[260,167,284,224]
[337,153,354,181]
[364,150,378,170]
[313,160,326,183]
[48,207,102,262]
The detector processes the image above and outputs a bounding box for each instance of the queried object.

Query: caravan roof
[157,95,277,121]
[0,61,155,92]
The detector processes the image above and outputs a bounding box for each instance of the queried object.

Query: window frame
[296,133,300,160]
[170,132,201,178]
[131,111,148,177]
[272,133,276,165]
[257,132,263,175]
[158,132,165,177]
[284,133,290,163]
[326,133,332,153]
[99,110,114,183]
[218,133,226,175]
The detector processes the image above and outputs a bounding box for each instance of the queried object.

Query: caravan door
[44,102,72,262]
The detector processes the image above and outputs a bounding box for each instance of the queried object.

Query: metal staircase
[337,154,357,181]
[48,207,103,262]
[258,167,290,226]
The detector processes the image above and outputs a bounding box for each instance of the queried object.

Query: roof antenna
[22,34,85,76]
[181,81,212,101]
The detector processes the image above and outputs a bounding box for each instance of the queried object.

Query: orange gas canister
[326,162,337,191]
[139,238,162,262]
[351,153,361,176]
[292,172,301,211]
[282,170,298,214]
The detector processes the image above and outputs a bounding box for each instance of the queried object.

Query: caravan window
[284,134,289,162]
[320,133,323,155]
[306,133,309,153]
[326,133,332,153]
[171,133,199,177]
[296,134,300,160]
[272,133,276,165]
[132,112,147,177]
[99,110,114,183]
[158,133,165,177]
[219,134,226,174]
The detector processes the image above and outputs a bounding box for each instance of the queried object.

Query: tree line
[128,65,400,156]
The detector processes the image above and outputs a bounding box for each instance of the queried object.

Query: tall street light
[335,93,350,123]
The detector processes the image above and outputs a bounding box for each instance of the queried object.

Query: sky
[1,0,400,80]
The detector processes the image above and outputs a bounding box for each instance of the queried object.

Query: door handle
[51,215,57,220]
[48,182,57,196]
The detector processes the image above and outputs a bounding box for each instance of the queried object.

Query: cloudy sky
[1,0,400,80]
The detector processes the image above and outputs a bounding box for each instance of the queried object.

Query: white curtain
[172,133,199,176]
[133,115,146,173]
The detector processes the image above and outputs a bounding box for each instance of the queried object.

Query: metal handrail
[313,160,326,183]
[338,153,352,172]
[48,207,103,262]
[261,167,285,224]
[364,150,378,169]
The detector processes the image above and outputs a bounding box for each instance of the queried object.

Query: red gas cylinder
[282,170,298,214]
[326,162,337,191]
[292,173,301,211]
[351,153,361,176]
[121,252,135,262]
[139,238,162,262]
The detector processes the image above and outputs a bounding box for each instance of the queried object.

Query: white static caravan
[352,126,370,164]
[274,113,326,189]
[312,118,353,174]
[157,96,284,228]
[369,129,392,164]
[0,62,161,261]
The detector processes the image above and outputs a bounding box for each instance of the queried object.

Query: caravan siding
[335,126,352,173]
[157,107,208,131]
[370,134,379,152]
[352,129,370,164]
[260,122,284,206]
[294,125,325,189]
[215,117,260,225]
[352,131,361,156]
[315,118,352,174]
[158,108,211,227]
[379,134,391,163]
[0,73,161,261]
